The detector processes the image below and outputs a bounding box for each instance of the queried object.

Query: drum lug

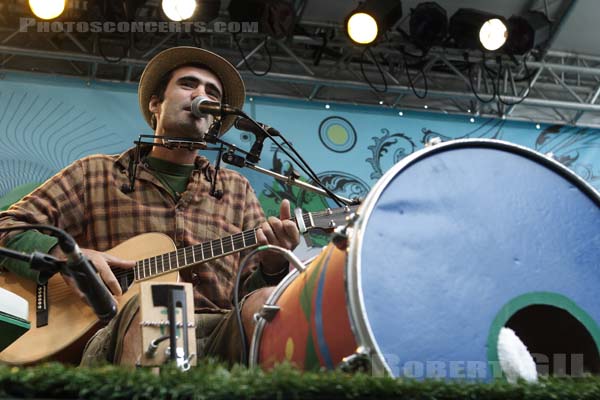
[337,346,372,373]
[332,226,350,250]
[425,136,442,147]
[255,304,280,322]
[331,211,358,250]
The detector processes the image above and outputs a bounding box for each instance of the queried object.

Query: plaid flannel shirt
[0,147,270,311]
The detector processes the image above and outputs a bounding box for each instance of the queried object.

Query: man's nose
[192,85,207,99]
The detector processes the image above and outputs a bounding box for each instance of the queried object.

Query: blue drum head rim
[346,138,600,379]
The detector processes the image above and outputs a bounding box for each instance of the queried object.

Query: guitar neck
[132,211,316,281]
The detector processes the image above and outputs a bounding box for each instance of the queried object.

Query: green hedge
[1,361,600,399]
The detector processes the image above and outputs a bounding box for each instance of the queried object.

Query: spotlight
[506,11,551,55]
[29,0,65,20]
[162,0,197,22]
[345,0,403,45]
[228,0,295,39]
[409,2,447,50]
[449,8,508,51]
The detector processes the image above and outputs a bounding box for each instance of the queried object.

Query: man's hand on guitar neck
[256,199,301,275]
[51,247,136,302]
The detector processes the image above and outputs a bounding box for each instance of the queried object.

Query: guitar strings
[50,208,353,298]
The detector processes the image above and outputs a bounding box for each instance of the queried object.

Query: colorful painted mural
[1,72,600,217]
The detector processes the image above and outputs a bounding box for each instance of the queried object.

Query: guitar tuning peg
[344,212,359,227]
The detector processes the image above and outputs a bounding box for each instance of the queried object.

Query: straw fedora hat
[138,46,245,134]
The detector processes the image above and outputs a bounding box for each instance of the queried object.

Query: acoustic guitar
[0,205,357,365]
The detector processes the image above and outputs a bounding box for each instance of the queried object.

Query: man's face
[150,66,223,140]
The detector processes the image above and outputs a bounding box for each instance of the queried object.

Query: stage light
[506,11,551,55]
[409,2,447,50]
[228,0,295,39]
[347,13,379,45]
[29,0,65,20]
[345,0,403,45]
[479,18,507,51]
[162,0,197,21]
[450,8,508,51]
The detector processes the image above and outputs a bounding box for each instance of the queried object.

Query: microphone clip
[203,120,221,144]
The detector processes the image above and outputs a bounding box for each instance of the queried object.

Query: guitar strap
[36,283,48,327]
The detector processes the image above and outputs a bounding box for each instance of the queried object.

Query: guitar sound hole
[112,267,135,294]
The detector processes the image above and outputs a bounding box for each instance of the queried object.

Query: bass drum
[250,139,600,379]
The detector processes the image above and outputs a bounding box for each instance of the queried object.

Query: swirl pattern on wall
[315,171,370,201]
[535,125,600,185]
[366,129,416,180]
[0,89,125,196]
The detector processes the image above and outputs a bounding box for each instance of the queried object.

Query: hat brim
[138,46,245,135]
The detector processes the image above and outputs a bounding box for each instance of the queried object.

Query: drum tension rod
[256,304,280,322]
[337,346,372,373]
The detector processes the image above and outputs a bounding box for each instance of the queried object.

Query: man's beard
[173,118,210,141]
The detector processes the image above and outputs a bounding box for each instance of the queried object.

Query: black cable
[233,34,272,77]
[131,30,155,52]
[360,47,387,93]
[92,2,131,64]
[237,111,348,206]
[496,57,532,106]
[462,117,495,137]
[233,246,264,365]
[271,133,346,207]
[467,58,497,104]
[493,117,507,138]
[403,57,428,99]
[480,117,504,138]
[210,143,224,199]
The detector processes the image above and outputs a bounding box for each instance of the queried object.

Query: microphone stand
[172,129,357,204]
[242,161,355,205]
[0,247,64,277]
[0,225,117,323]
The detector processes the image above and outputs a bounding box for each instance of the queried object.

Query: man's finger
[93,260,122,296]
[279,199,291,221]
[282,220,300,247]
[103,253,136,269]
[261,220,278,245]
[101,271,122,296]
[256,228,268,245]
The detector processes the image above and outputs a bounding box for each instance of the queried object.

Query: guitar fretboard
[132,211,314,281]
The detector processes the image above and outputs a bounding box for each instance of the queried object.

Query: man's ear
[149,94,161,114]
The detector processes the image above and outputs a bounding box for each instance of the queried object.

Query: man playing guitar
[0,46,300,366]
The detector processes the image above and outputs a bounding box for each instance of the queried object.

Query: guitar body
[0,232,179,365]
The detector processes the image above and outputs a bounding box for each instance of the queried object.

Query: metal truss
[0,0,598,128]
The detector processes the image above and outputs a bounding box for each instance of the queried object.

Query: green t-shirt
[145,156,195,199]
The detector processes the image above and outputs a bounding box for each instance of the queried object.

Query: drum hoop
[248,268,300,367]
[345,138,600,376]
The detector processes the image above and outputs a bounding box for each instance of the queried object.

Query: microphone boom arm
[242,162,355,204]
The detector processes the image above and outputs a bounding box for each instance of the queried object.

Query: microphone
[233,117,282,163]
[233,117,281,137]
[61,243,117,323]
[191,96,241,118]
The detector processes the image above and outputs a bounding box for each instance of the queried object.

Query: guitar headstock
[303,205,360,233]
